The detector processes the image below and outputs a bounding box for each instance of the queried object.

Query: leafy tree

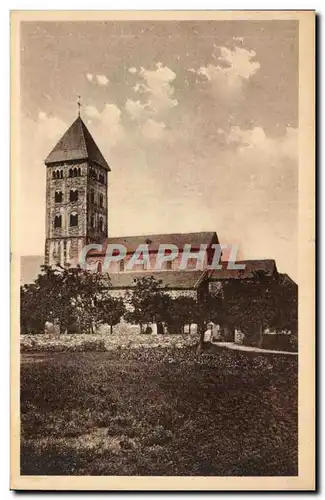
[98,295,126,334]
[20,283,48,334]
[221,270,298,347]
[20,264,111,334]
[124,276,170,333]
[166,296,200,334]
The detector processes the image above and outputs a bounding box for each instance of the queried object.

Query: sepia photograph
[10,10,315,491]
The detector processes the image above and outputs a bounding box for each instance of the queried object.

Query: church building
[43,113,282,299]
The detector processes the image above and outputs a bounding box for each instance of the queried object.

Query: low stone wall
[20,332,200,353]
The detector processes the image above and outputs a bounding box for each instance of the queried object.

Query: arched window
[90,190,95,203]
[78,167,81,176]
[55,191,63,203]
[99,194,103,208]
[119,260,125,272]
[73,168,78,177]
[60,170,63,179]
[97,261,102,273]
[91,214,95,228]
[68,168,73,178]
[99,173,104,184]
[69,212,78,227]
[52,170,56,179]
[99,217,104,232]
[54,215,62,228]
[69,189,78,202]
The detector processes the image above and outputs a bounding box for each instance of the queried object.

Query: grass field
[20,346,298,476]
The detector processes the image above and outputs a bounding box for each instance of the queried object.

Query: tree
[20,283,48,334]
[221,270,298,347]
[20,264,111,334]
[124,276,170,333]
[98,295,126,334]
[166,296,200,334]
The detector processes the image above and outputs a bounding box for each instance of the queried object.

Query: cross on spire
[77,95,82,117]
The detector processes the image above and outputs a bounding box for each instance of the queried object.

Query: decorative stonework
[44,122,109,267]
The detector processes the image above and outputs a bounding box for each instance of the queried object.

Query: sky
[19,20,298,279]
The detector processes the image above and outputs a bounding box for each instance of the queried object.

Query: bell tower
[44,113,110,267]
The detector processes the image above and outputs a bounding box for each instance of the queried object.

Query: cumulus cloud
[84,105,101,119]
[34,112,67,142]
[133,62,178,114]
[85,103,125,147]
[125,99,148,121]
[226,125,297,160]
[128,67,137,74]
[141,118,166,140]
[191,46,260,97]
[96,74,109,86]
[85,73,109,85]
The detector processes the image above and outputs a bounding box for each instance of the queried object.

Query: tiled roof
[88,231,218,256]
[209,259,278,281]
[45,117,110,170]
[109,270,207,289]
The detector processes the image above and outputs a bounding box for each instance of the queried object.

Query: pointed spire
[44,116,110,171]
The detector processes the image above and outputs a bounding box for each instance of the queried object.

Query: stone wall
[45,160,108,266]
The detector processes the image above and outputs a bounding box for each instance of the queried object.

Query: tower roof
[44,116,110,170]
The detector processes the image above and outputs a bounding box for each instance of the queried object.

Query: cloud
[226,125,297,160]
[85,73,109,85]
[125,99,148,121]
[96,74,109,86]
[128,67,137,74]
[141,118,166,140]
[34,112,67,142]
[84,105,101,119]
[191,46,260,98]
[85,103,125,147]
[133,62,178,114]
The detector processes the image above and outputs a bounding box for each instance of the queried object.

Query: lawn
[20,346,298,476]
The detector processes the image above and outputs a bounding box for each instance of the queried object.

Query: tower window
[55,191,63,203]
[69,213,78,227]
[69,189,78,202]
[73,168,78,177]
[99,173,104,184]
[78,167,81,176]
[53,169,63,179]
[119,260,125,272]
[99,217,104,232]
[90,190,95,203]
[68,168,73,178]
[54,215,62,228]
[99,194,103,208]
